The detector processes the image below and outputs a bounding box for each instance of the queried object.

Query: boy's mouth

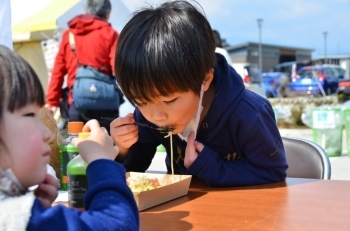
[157,126,176,133]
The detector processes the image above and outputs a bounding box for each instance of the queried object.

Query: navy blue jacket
[27,160,139,231]
[122,54,288,187]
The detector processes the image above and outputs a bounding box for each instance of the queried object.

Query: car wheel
[266,92,274,98]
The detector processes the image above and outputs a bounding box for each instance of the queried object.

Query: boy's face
[136,90,200,135]
[0,104,51,188]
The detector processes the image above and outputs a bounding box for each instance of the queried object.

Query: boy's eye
[135,102,147,107]
[164,98,177,104]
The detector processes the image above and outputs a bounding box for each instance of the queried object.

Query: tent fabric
[13,41,49,92]
[11,0,132,91]
[12,0,131,42]
[12,0,79,42]
[13,0,79,34]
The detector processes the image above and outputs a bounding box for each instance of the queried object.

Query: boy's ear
[203,69,214,92]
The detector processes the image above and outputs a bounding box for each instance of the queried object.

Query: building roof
[225,42,314,52]
[313,54,350,60]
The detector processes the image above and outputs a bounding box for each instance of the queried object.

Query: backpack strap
[69,31,82,68]
[68,31,76,54]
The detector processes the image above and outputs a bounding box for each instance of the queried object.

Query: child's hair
[115,0,216,106]
[0,45,45,121]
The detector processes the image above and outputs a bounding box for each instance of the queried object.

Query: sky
[8,0,350,58]
[123,0,350,58]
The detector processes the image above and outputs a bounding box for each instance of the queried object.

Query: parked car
[263,71,321,97]
[232,63,266,97]
[288,71,322,96]
[273,60,312,80]
[337,79,350,102]
[262,72,289,97]
[297,65,345,95]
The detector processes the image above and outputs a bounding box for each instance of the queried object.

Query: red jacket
[46,14,118,106]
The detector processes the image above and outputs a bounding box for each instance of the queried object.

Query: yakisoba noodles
[128,130,175,193]
[127,175,160,192]
[164,131,174,176]
[127,130,174,192]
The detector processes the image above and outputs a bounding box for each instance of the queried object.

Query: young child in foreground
[110,0,288,187]
[0,45,138,231]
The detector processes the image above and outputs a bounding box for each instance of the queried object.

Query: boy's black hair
[0,45,45,121]
[115,0,216,106]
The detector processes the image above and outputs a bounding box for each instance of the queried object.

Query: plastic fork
[101,117,175,133]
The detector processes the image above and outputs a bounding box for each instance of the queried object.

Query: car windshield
[273,64,292,77]
[296,61,312,71]
[273,61,312,79]
[298,68,317,79]
[332,67,345,79]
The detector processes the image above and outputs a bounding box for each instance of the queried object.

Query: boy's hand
[72,119,118,164]
[110,113,139,155]
[34,173,59,208]
[184,131,204,168]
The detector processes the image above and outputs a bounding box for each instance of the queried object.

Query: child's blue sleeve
[27,160,139,231]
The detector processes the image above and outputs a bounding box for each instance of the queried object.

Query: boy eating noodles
[110,0,288,187]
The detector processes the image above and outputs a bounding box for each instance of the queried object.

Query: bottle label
[60,149,79,190]
[68,175,88,209]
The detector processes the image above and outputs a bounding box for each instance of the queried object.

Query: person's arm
[28,120,139,230]
[27,160,139,231]
[187,104,288,187]
[122,140,158,172]
[46,32,68,107]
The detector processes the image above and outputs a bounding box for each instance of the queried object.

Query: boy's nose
[150,106,167,122]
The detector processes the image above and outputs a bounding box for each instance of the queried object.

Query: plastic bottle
[59,122,84,190]
[67,132,89,210]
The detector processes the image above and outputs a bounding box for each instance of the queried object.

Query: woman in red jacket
[46,0,120,132]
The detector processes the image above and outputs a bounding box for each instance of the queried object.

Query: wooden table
[140,178,350,231]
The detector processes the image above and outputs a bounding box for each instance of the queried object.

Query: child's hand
[44,104,58,116]
[184,131,204,168]
[72,119,118,164]
[110,113,139,155]
[34,173,59,208]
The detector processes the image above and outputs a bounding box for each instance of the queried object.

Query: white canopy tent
[11,0,132,91]
[11,0,132,42]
